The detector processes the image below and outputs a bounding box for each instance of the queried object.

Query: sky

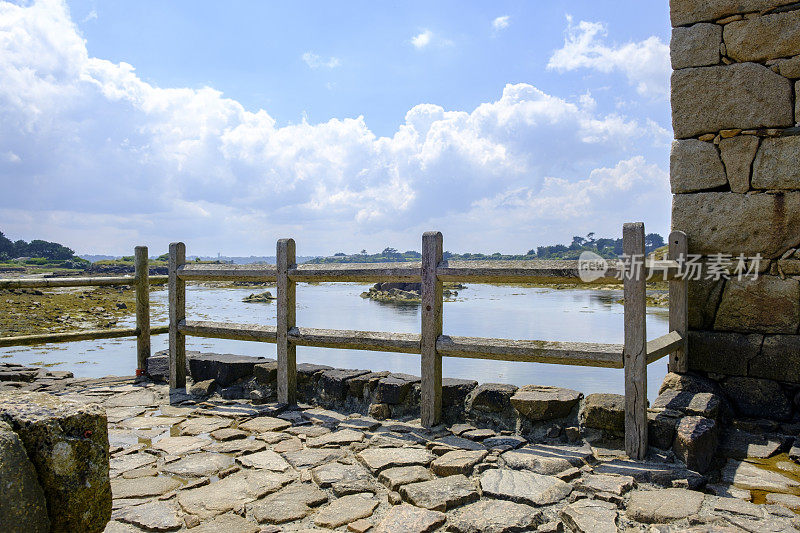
[0,0,673,256]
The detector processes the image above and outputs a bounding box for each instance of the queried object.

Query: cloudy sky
[0,0,673,256]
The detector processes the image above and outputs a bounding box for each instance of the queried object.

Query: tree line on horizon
[0,230,86,266]
[306,232,666,263]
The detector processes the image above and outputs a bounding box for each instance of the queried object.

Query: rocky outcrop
[0,391,111,533]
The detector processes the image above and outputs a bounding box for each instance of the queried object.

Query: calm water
[0,283,670,400]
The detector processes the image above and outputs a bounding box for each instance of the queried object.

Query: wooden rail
[166,224,689,460]
[0,247,168,374]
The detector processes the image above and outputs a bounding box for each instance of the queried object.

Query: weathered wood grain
[179,320,278,342]
[437,335,624,368]
[288,327,420,353]
[277,238,297,405]
[646,331,684,365]
[168,242,186,390]
[668,230,689,373]
[177,263,277,281]
[421,232,443,427]
[0,276,136,289]
[135,246,150,373]
[289,262,421,283]
[623,222,648,460]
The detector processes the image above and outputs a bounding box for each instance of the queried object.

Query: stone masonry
[670,1,800,411]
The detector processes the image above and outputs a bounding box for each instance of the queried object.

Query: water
[0,283,670,400]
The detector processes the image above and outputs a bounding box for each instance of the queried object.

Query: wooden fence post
[668,230,689,373]
[421,231,443,427]
[134,246,150,376]
[277,238,297,405]
[168,242,186,390]
[623,222,648,459]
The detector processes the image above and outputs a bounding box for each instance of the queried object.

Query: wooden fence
[166,223,688,459]
[0,247,168,374]
[0,225,688,459]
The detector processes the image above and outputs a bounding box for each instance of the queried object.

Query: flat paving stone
[161,452,233,477]
[501,443,592,476]
[560,499,618,533]
[479,468,572,506]
[765,492,800,511]
[273,436,303,453]
[176,470,291,519]
[314,493,379,528]
[378,465,432,490]
[400,474,479,511]
[285,425,332,438]
[111,476,182,499]
[447,499,541,533]
[461,428,496,441]
[110,452,157,476]
[718,429,783,459]
[254,431,291,444]
[151,436,207,455]
[307,428,365,448]
[594,459,706,489]
[626,488,705,523]
[120,416,185,430]
[106,406,147,423]
[210,428,247,441]
[339,417,381,431]
[357,447,435,473]
[721,459,800,493]
[283,448,346,469]
[105,389,158,408]
[112,500,183,532]
[204,439,266,455]
[374,503,446,533]
[108,430,143,449]
[235,450,291,472]
[433,435,486,451]
[248,482,328,524]
[311,461,376,495]
[430,449,487,476]
[188,513,261,533]
[483,435,526,450]
[574,474,635,495]
[303,407,348,428]
[179,416,232,436]
[238,416,291,433]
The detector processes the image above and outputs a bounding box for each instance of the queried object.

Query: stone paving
[7,373,796,533]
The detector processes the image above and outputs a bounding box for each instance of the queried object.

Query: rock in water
[0,420,49,533]
[0,391,111,533]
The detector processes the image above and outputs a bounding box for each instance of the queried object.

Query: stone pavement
[13,374,797,532]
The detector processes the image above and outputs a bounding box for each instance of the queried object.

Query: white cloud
[0,0,668,255]
[492,16,510,31]
[411,29,433,49]
[82,9,97,23]
[301,52,340,69]
[547,16,670,100]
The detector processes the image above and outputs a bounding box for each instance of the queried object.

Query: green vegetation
[305,233,666,264]
[0,230,89,269]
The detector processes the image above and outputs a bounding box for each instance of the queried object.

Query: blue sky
[0,0,674,256]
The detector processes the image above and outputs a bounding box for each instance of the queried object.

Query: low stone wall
[148,351,800,474]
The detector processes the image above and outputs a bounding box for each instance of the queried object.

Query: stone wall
[670,1,800,403]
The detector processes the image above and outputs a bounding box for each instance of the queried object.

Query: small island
[360,282,465,303]
[242,291,275,303]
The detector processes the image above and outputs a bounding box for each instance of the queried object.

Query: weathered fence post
[168,242,186,390]
[623,222,648,459]
[277,238,297,405]
[134,246,150,376]
[421,231,443,427]
[668,230,689,373]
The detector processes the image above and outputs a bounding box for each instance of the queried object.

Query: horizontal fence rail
[166,225,690,460]
[0,275,168,289]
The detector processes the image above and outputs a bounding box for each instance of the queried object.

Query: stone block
[146,350,196,383]
[721,376,792,420]
[648,408,682,450]
[188,353,268,387]
[670,0,798,27]
[672,192,800,257]
[376,374,419,405]
[0,420,49,533]
[253,361,277,385]
[317,368,370,402]
[466,383,518,413]
[687,330,762,376]
[724,10,800,62]
[719,135,759,193]
[580,393,624,435]
[715,276,800,334]
[752,136,800,190]
[626,488,704,523]
[671,23,721,69]
[652,390,721,419]
[510,385,582,421]
[442,378,478,408]
[796,81,799,124]
[671,64,793,138]
[750,334,800,383]
[670,139,727,193]
[658,372,719,395]
[688,278,725,330]
[0,392,111,532]
[673,415,718,473]
[775,55,800,78]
